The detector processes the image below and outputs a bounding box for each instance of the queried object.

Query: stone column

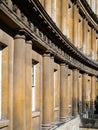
[68,70,72,118]
[39,0,44,7]
[78,74,82,114]
[97,37,98,61]
[25,41,32,130]
[78,18,83,50]
[42,52,54,129]
[91,29,96,60]
[56,0,61,29]
[51,0,56,23]
[60,63,68,121]
[96,0,98,15]
[96,78,98,97]
[72,69,78,116]
[73,4,78,47]
[87,28,91,56]
[68,4,73,42]
[91,0,96,13]
[93,31,97,60]
[61,0,68,35]
[82,73,88,113]
[83,19,88,54]
[13,34,26,130]
[54,67,59,109]
[95,32,97,60]
[86,76,91,110]
[87,0,90,5]
[50,55,54,125]
[91,76,96,111]
[44,0,51,17]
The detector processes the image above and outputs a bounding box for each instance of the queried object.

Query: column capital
[43,49,56,57]
[60,61,68,66]
[26,40,32,45]
[14,34,25,40]
[73,68,78,71]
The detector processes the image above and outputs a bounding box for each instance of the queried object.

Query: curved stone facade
[0,0,98,130]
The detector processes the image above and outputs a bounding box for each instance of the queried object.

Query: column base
[68,105,72,117]
[60,116,70,122]
[42,124,51,130]
[72,111,78,117]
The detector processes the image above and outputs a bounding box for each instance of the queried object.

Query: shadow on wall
[94,95,98,114]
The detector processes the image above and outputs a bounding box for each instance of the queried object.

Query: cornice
[0,0,98,76]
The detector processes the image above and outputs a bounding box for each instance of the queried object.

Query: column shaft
[72,69,78,116]
[83,19,88,54]
[60,64,68,121]
[42,53,54,129]
[68,70,72,117]
[96,36,98,61]
[50,56,54,124]
[56,0,61,28]
[91,76,96,111]
[61,0,68,35]
[73,4,78,47]
[78,19,83,49]
[13,34,26,130]
[44,0,51,17]
[78,74,82,113]
[82,73,88,113]
[87,28,91,56]
[96,0,98,15]
[51,0,56,23]
[91,29,96,59]
[68,4,73,42]
[25,41,32,130]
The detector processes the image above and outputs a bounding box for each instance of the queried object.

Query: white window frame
[0,46,2,119]
[32,64,36,112]
[54,70,57,108]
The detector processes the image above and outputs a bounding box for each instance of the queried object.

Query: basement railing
[80,113,98,129]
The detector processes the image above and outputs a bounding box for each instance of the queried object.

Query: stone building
[0,0,98,130]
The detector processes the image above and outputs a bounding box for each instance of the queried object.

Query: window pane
[32,64,36,111]
[32,86,36,111]
[54,71,56,108]
[0,47,2,119]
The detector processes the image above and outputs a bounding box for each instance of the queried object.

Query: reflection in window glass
[32,65,36,111]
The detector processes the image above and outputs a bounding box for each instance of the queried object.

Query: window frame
[32,63,37,112]
[0,46,2,119]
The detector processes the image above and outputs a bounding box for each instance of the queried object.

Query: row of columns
[39,0,98,60]
[42,53,97,129]
[12,33,97,130]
